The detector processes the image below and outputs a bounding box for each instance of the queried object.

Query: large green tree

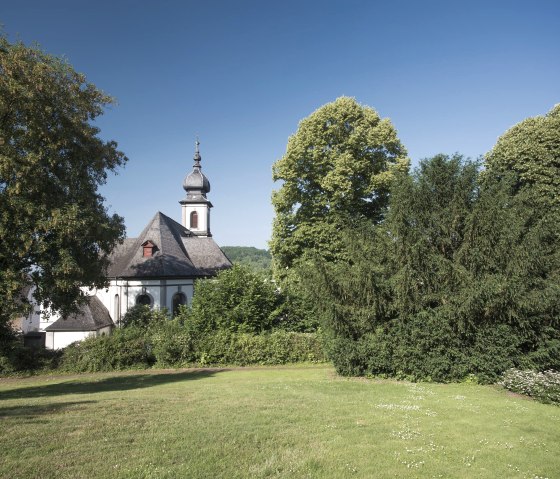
[270,97,408,274]
[0,36,127,325]
[305,154,560,381]
[485,104,560,207]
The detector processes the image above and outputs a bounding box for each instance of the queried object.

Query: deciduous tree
[0,36,127,325]
[485,104,560,207]
[270,97,408,275]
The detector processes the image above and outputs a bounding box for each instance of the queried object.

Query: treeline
[221,246,272,273]
[271,99,560,383]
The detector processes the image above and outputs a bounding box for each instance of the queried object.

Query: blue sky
[2,0,559,249]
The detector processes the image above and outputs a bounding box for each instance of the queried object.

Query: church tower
[180,140,212,236]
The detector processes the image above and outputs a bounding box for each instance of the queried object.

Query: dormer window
[190,211,198,229]
[142,240,158,257]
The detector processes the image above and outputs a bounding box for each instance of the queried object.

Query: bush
[151,320,196,367]
[195,330,325,366]
[187,265,283,334]
[60,327,155,372]
[121,305,169,329]
[499,369,560,405]
[0,341,61,375]
[58,318,325,371]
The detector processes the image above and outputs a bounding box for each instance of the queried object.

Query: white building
[34,142,231,349]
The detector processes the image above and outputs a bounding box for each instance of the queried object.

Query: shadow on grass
[0,369,225,401]
[0,400,97,419]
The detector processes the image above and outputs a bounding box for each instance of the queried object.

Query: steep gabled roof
[107,211,231,279]
[45,296,113,332]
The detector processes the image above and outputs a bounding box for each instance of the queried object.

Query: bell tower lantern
[180,140,212,236]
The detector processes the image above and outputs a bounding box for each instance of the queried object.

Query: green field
[0,367,558,478]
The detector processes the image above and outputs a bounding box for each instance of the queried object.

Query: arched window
[190,211,198,229]
[114,294,120,324]
[172,292,187,316]
[136,293,152,307]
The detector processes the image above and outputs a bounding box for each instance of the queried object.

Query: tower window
[190,211,198,229]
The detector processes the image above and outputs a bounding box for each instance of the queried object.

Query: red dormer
[141,240,158,258]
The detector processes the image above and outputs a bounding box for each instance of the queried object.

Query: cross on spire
[194,137,201,166]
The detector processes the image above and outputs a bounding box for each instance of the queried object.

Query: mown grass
[0,366,558,478]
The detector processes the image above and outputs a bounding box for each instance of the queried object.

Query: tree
[0,36,127,326]
[485,104,560,207]
[187,265,282,334]
[220,246,272,274]
[270,96,408,275]
[305,154,560,381]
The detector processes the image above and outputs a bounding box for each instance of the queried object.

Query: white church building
[19,142,232,349]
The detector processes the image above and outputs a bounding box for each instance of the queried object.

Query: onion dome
[183,140,210,196]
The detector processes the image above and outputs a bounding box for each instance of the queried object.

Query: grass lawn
[0,366,558,479]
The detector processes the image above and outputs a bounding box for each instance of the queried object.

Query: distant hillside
[221,246,272,272]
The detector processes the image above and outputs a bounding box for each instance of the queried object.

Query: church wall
[48,330,94,350]
[97,278,195,323]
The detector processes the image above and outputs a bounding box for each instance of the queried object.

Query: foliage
[485,104,560,208]
[150,319,196,366]
[186,264,283,334]
[0,324,60,375]
[57,325,324,372]
[60,327,155,372]
[54,301,324,372]
[194,330,325,366]
[120,305,169,329]
[270,96,408,275]
[0,35,127,327]
[304,154,560,382]
[221,246,272,274]
[272,268,320,332]
[499,369,560,405]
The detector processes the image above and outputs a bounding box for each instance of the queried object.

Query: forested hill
[221,247,271,272]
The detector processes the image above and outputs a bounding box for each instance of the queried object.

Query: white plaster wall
[181,204,210,235]
[51,330,93,350]
[45,331,54,350]
[96,279,194,322]
[163,282,194,312]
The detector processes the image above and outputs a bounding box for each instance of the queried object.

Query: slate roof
[45,296,114,332]
[107,211,232,279]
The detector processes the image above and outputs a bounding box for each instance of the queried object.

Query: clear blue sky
[2,1,559,249]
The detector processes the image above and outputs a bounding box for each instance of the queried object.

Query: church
[20,142,232,349]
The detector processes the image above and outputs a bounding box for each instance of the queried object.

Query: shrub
[194,330,325,366]
[0,341,61,375]
[187,265,283,334]
[60,327,155,372]
[121,305,169,329]
[151,320,196,366]
[499,369,560,405]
